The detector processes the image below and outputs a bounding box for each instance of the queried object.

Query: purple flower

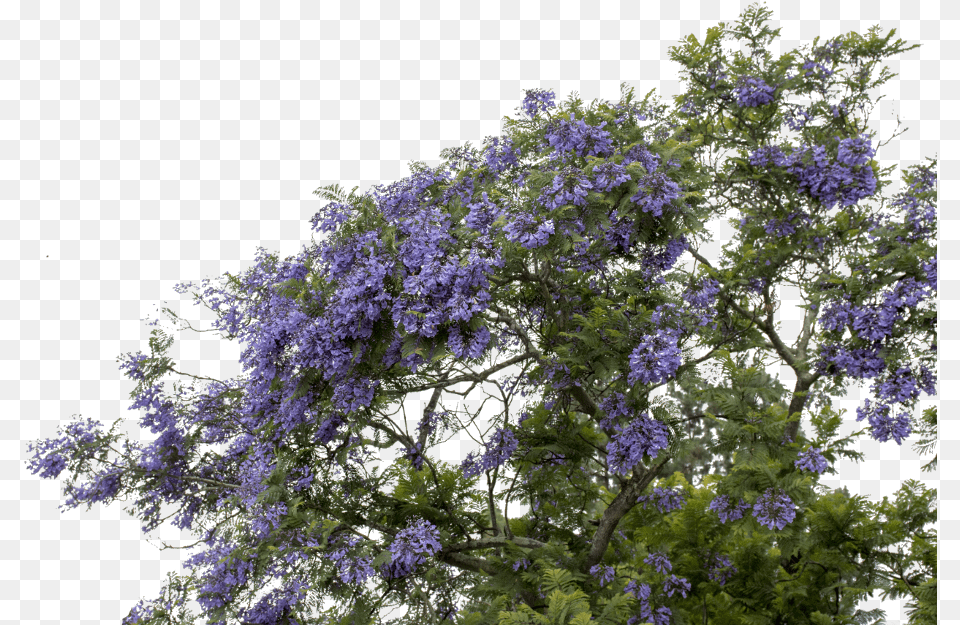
[662,574,691,598]
[591,161,633,192]
[709,494,751,524]
[513,558,531,572]
[482,135,521,177]
[856,398,912,444]
[627,328,683,386]
[629,172,683,217]
[836,133,876,168]
[461,427,518,479]
[543,113,616,161]
[752,488,797,531]
[381,518,443,579]
[639,236,688,285]
[794,447,829,474]
[749,144,789,169]
[682,277,721,326]
[705,552,738,586]
[637,487,687,514]
[502,209,555,249]
[538,165,595,210]
[590,564,616,587]
[736,76,776,108]
[521,87,556,119]
[872,366,922,404]
[644,551,672,574]
[606,415,670,475]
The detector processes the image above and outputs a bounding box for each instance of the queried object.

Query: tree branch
[380,351,537,396]
[583,454,671,573]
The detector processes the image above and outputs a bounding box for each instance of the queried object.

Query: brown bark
[582,455,671,574]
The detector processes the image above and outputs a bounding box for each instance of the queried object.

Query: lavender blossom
[736,76,776,108]
[753,488,798,531]
[590,564,616,587]
[461,427,519,479]
[637,487,687,514]
[606,415,671,475]
[709,494,751,524]
[381,518,443,579]
[644,551,672,574]
[662,574,692,598]
[794,446,829,474]
[521,88,556,119]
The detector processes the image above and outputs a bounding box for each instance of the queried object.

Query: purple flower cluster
[25,415,104,481]
[542,112,617,161]
[736,76,777,108]
[326,533,376,586]
[704,552,738,586]
[747,137,877,210]
[461,427,519,479]
[644,551,672,574]
[182,538,258,617]
[589,563,616,587]
[606,415,671,475]
[794,447,829,474]
[856,399,912,444]
[709,494,751,524]
[603,208,636,253]
[662,574,692,598]
[538,165,595,210]
[815,343,886,379]
[591,161,633,193]
[682,277,722,327]
[502,209,556,250]
[235,578,310,625]
[629,171,683,217]
[381,518,443,579]
[816,274,935,444]
[639,236,689,286]
[869,161,937,245]
[597,391,635,429]
[624,581,672,625]
[764,211,812,238]
[627,327,683,386]
[521,87,557,119]
[482,135,522,177]
[637,487,687,514]
[819,285,925,343]
[753,488,797,531]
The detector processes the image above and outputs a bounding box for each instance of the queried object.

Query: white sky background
[10,1,949,624]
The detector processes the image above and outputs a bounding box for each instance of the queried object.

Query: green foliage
[27,4,937,625]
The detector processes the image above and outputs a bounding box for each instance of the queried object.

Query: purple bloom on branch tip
[752,488,797,530]
[794,447,829,474]
[606,415,670,475]
[521,88,556,119]
[705,552,738,586]
[590,564,616,587]
[381,518,442,579]
[709,494,750,524]
[856,398,912,445]
[627,328,682,386]
[662,574,691,598]
[461,427,518,479]
[736,76,776,108]
[644,551,672,574]
[637,487,687,514]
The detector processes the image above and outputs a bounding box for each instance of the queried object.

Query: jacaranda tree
[25,4,937,625]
